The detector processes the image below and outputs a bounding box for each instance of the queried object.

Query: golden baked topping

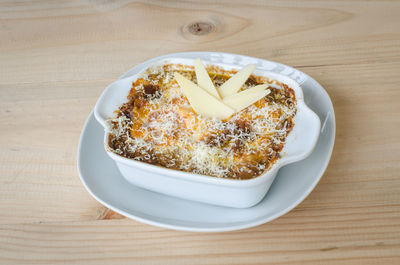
[108,61,296,179]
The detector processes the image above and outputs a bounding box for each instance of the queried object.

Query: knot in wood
[186,21,215,36]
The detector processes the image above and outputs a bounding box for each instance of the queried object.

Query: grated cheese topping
[107,64,296,179]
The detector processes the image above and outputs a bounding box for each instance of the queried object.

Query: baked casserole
[107,63,296,179]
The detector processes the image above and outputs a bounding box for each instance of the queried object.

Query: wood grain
[0,0,399,264]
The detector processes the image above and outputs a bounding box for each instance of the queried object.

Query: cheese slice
[239,84,268,94]
[194,58,220,99]
[174,73,235,120]
[217,64,255,98]
[223,86,271,112]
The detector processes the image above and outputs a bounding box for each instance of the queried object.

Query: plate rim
[77,52,336,232]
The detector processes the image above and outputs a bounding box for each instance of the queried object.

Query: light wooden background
[1,0,399,264]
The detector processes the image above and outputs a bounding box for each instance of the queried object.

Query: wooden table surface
[1,0,400,264]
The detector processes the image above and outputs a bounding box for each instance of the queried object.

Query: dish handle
[279,102,321,166]
[94,75,139,128]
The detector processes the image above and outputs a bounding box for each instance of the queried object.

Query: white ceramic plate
[78,52,335,232]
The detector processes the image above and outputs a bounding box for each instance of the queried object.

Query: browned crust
[108,64,296,179]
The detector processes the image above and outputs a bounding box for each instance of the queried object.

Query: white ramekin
[94,56,320,208]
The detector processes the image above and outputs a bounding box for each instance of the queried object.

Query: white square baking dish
[94,55,320,208]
